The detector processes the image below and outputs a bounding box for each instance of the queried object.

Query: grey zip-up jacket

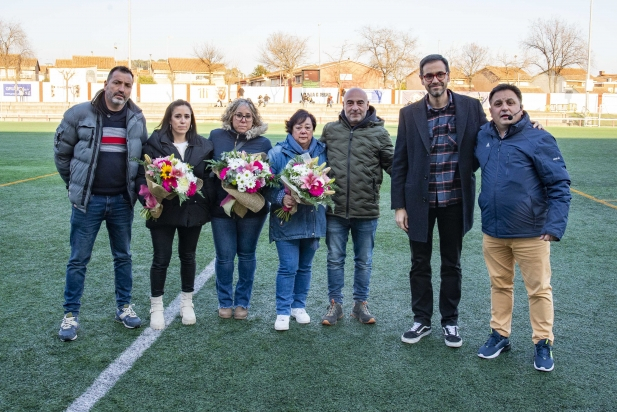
[53,90,148,212]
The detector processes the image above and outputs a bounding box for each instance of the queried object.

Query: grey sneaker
[321,299,343,326]
[58,312,79,341]
[115,304,142,329]
[351,301,376,324]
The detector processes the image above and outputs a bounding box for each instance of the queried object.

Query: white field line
[66,259,216,412]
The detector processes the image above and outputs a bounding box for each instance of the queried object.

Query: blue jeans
[275,238,318,315]
[325,215,378,304]
[63,194,134,315]
[211,215,267,308]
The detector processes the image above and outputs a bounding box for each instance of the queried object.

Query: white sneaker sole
[401,330,431,344]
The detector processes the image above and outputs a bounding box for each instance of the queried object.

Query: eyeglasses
[422,72,448,82]
[234,113,253,121]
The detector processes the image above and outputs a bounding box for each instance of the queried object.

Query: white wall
[601,94,617,114]
[549,93,598,113]
[521,93,547,111]
[139,84,187,102]
[240,86,287,104]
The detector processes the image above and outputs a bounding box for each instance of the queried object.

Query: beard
[427,83,446,98]
[106,89,126,106]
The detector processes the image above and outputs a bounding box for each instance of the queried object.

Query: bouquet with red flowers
[275,154,336,221]
[137,154,203,220]
[207,150,276,217]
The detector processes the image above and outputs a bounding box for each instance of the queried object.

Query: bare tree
[356,26,418,88]
[194,42,226,85]
[0,20,32,101]
[324,41,353,92]
[522,17,587,92]
[451,43,489,91]
[259,32,309,101]
[224,67,242,102]
[494,51,533,85]
[0,20,31,79]
[59,69,75,103]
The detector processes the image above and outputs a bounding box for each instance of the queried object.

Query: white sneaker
[274,315,290,331]
[291,308,311,324]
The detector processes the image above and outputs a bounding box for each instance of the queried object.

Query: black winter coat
[136,129,216,228]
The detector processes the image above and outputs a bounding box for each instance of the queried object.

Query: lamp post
[318,23,321,88]
[128,0,132,70]
[584,0,593,126]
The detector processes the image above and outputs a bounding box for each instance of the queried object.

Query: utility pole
[128,0,132,70]
[584,0,593,126]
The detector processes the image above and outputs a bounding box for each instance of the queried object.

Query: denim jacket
[266,134,327,242]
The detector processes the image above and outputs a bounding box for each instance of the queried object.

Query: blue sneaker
[534,339,554,372]
[478,329,511,359]
[115,304,142,329]
[58,313,79,341]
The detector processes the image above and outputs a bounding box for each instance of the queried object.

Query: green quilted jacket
[320,106,394,219]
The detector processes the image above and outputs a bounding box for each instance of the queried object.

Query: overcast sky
[4,0,615,75]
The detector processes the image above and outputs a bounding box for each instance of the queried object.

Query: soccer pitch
[1,122,616,411]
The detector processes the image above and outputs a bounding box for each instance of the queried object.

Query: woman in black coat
[136,100,215,329]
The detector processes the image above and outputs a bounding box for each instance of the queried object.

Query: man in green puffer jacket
[319,88,393,326]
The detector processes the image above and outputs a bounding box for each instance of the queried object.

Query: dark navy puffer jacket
[475,113,571,240]
[208,125,272,219]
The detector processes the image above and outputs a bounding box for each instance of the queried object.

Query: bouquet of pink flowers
[137,154,203,220]
[275,154,336,221]
[207,150,276,217]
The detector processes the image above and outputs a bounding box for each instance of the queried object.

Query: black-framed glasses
[422,72,448,82]
[234,113,253,121]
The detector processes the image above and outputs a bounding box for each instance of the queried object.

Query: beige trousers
[482,234,554,344]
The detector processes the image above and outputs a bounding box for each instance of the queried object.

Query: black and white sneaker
[401,322,432,344]
[442,324,462,348]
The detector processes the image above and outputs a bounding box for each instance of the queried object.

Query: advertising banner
[3,83,32,96]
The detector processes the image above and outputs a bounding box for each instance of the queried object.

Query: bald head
[344,88,369,126]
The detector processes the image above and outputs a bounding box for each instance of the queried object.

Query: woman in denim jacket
[266,110,327,331]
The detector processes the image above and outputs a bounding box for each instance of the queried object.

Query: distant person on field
[319,87,393,326]
[326,94,333,107]
[258,95,264,107]
[54,66,148,341]
[475,84,571,373]
[264,94,270,107]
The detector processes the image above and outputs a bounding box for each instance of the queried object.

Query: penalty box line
[66,259,215,412]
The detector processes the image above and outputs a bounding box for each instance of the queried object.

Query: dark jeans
[149,225,203,297]
[63,194,133,315]
[409,203,463,327]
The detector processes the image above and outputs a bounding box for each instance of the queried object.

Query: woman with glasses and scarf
[208,98,272,320]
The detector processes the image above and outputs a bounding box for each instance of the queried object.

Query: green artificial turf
[0,123,616,411]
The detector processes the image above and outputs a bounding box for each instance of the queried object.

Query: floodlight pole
[584,0,593,126]
[128,0,132,70]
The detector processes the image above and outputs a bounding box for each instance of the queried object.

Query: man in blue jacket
[475,84,571,372]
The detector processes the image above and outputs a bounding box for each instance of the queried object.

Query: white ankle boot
[150,296,165,330]
[180,292,196,325]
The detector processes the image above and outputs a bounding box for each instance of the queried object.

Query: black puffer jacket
[136,129,216,228]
